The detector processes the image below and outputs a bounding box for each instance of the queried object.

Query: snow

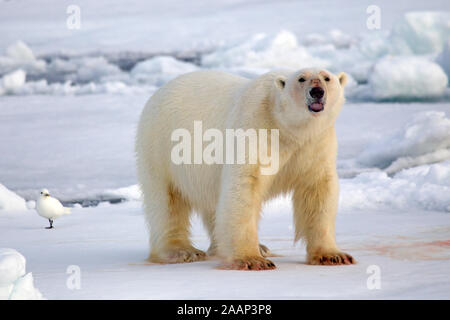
[102,185,142,202]
[0,183,27,212]
[98,159,450,214]
[0,41,45,76]
[357,111,450,171]
[5,41,36,62]
[0,7,449,101]
[0,94,148,202]
[0,249,26,286]
[7,79,153,96]
[328,29,355,49]
[0,99,448,300]
[0,248,43,300]
[1,0,446,55]
[131,56,198,86]
[436,40,450,78]
[389,11,450,55]
[104,161,450,213]
[0,200,449,299]
[101,158,450,214]
[395,161,450,187]
[202,30,329,77]
[340,164,450,213]
[58,56,124,84]
[0,0,449,300]
[1,69,26,94]
[369,56,448,100]
[0,94,449,204]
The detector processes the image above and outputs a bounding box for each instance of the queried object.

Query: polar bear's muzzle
[307,87,325,113]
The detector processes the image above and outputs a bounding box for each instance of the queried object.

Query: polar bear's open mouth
[308,102,324,112]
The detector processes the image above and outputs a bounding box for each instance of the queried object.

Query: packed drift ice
[0,183,28,212]
[356,111,450,173]
[0,249,43,300]
[0,11,449,100]
[0,0,449,299]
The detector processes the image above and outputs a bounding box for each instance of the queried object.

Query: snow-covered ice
[340,163,450,213]
[0,4,449,101]
[437,40,450,79]
[0,183,27,212]
[0,0,449,300]
[202,30,329,77]
[131,56,198,86]
[369,57,448,100]
[357,111,450,171]
[389,11,450,55]
[101,185,142,202]
[0,69,26,94]
[1,200,449,299]
[2,95,448,203]
[0,94,449,299]
[0,248,43,300]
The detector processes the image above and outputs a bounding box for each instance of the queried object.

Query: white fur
[136,69,355,269]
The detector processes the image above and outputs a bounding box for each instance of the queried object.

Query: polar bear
[136,68,355,270]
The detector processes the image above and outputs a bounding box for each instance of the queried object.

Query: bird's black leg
[46,219,54,229]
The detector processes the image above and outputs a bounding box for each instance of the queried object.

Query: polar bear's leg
[143,175,206,263]
[215,167,276,270]
[292,173,355,265]
[202,211,272,257]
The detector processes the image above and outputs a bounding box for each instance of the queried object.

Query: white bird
[36,189,71,229]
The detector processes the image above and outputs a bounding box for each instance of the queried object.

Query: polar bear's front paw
[308,251,355,265]
[225,256,276,271]
[164,247,207,263]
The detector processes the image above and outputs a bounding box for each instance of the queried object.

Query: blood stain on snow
[369,239,450,261]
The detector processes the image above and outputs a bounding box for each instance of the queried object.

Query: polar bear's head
[273,68,347,131]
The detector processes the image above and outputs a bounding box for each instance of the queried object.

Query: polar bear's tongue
[308,102,324,112]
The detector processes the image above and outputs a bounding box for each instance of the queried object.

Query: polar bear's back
[150,70,247,109]
[138,70,249,145]
[141,71,248,127]
[136,71,250,212]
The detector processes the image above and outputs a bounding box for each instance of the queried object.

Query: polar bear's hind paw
[161,247,207,263]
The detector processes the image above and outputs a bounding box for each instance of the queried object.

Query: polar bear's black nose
[310,87,324,99]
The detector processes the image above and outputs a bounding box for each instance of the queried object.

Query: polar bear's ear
[338,72,348,87]
[275,76,287,90]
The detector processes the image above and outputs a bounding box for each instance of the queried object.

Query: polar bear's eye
[298,78,305,83]
[324,77,330,82]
